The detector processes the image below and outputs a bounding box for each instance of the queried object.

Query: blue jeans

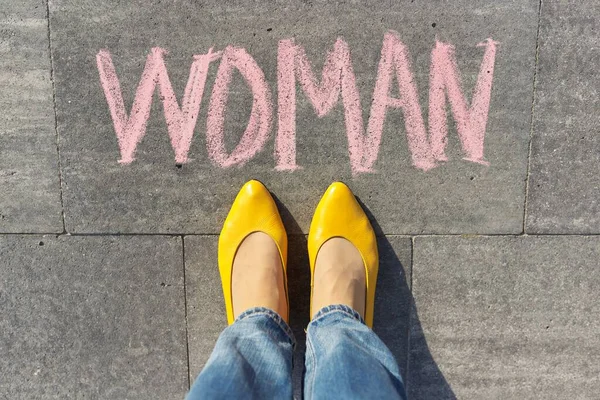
[186,305,407,399]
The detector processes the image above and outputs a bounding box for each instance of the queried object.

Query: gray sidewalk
[1,0,599,399]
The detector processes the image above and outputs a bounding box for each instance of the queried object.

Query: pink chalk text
[97,30,498,174]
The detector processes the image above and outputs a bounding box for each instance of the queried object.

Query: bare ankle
[232,232,288,321]
[312,238,366,319]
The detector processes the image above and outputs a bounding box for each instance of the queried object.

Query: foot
[311,237,366,319]
[232,232,288,321]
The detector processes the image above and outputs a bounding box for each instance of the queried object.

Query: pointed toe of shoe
[218,180,288,325]
[308,182,379,327]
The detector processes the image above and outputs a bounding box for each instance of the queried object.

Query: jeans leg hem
[309,304,366,326]
[236,306,296,347]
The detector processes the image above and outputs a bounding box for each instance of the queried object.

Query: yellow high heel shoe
[308,182,379,327]
[218,180,288,325]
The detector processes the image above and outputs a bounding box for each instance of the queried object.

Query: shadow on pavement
[360,198,457,400]
[274,191,456,399]
[272,193,310,399]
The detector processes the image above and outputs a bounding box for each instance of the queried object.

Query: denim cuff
[235,306,296,347]
[310,304,366,326]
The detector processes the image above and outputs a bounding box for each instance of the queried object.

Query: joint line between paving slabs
[405,236,415,394]
[522,0,544,234]
[407,232,600,238]
[181,235,192,389]
[44,0,67,234]
[51,232,193,237]
[4,232,600,238]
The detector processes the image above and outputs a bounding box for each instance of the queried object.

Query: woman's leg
[304,237,407,399]
[187,229,292,399]
[187,307,295,400]
[304,305,406,400]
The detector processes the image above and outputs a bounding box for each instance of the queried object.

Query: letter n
[428,39,499,164]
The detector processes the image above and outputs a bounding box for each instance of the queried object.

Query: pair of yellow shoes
[218,180,379,328]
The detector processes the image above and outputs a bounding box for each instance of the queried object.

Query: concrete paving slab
[0,0,62,232]
[50,0,538,234]
[526,0,600,234]
[183,235,225,386]
[0,235,187,399]
[409,236,600,399]
[184,234,412,399]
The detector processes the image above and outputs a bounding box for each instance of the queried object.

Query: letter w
[96,47,220,164]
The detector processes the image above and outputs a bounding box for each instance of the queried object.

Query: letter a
[368,31,436,171]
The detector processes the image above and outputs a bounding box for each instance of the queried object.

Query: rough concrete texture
[1,0,600,398]
[0,0,62,232]
[526,0,600,233]
[185,235,412,399]
[50,0,537,234]
[409,236,600,399]
[183,235,225,385]
[0,235,187,399]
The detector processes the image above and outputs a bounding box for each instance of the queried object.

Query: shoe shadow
[271,193,310,399]
[357,197,457,400]
[273,193,456,400]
